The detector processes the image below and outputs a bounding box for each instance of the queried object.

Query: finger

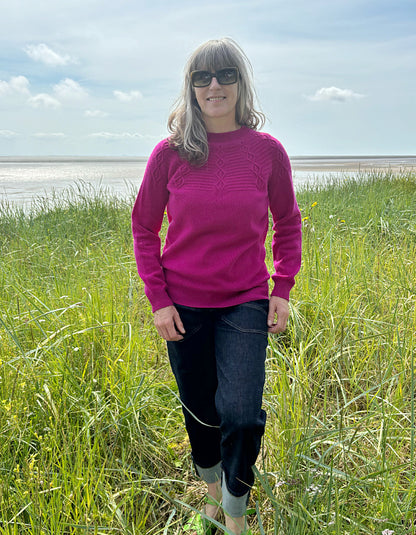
[168,323,184,340]
[277,316,288,332]
[173,310,186,334]
[166,318,185,341]
[268,324,284,334]
[267,306,277,328]
[154,319,169,340]
[158,328,183,342]
[268,310,288,333]
[161,321,183,341]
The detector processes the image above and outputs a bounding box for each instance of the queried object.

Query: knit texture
[132,127,302,312]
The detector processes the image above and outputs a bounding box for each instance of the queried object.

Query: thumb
[267,306,276,327]
[173,310,186,334]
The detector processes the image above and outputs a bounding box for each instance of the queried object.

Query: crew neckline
[207,126,251,144]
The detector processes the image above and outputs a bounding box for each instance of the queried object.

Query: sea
[0,155,415,210]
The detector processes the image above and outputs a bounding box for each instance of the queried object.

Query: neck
[203,116,240,134]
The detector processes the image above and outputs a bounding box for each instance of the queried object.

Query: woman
[132,38,302,535]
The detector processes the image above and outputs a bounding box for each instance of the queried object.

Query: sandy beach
[0,155,415,208]
[290,155,416,173]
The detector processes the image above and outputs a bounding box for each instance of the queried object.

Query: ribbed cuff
[194,461,222,484]
[194,462,251,517]
[271,279,294,302]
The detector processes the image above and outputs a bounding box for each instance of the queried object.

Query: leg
[168,306,224,531]
[214,300,269,530]
[206,479,222,520]
[167,305,222,472]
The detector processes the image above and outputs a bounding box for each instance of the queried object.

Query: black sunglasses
[190,67,239,88]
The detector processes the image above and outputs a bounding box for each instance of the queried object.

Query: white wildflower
[306,484,321,494]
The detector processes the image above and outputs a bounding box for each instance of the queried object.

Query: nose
[208,76,221,89]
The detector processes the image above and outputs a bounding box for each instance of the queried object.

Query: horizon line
[1,154,415,161]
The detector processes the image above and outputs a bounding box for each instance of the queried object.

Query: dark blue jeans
[167,299,269,500]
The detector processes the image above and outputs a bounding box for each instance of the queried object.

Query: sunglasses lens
[217,68,238,85]
[191,67,239,87]
[191,71,212,87]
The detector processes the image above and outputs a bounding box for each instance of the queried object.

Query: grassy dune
[0,172,415,534]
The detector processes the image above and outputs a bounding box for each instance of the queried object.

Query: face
[193,70,239,132]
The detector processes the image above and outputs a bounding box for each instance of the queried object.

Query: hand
[153,305,186,341]
[267,296,290,334]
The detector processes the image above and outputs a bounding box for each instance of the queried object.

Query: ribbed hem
[194,461,222,484]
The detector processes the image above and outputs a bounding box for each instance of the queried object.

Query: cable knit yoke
[132,127,302,312]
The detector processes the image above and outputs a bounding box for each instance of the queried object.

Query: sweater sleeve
[131,140,174,312]
[267,138,302,300]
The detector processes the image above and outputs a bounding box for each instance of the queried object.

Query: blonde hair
[168,38,265,165]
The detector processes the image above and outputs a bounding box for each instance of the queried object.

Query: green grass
[0,172,415,534]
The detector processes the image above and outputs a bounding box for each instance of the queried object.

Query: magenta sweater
[132,127,302,312]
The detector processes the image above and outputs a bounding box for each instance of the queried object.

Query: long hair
[168,38,265,165]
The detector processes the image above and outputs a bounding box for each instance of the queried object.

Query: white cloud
[28,93,61,109]
[33,132,65,138]
[85,109,108,118]
[113,90,143,102]
[0,75,30,96]
[89,132,142,140]
[307,86,366,102]
[53,78,88,99]
[1,1,413,157]
[0,130,19,138]
[88,132,159,141]
[24,43,76,67]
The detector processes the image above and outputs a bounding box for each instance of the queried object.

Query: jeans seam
[221,317,268,335]
[239,301,269,314]
[175,324,203,342]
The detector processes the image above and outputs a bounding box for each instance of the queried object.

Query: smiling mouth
[207,97,226,102]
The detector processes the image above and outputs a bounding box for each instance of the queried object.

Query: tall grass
[0,172,415,534]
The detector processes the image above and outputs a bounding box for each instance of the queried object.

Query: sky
[0,0,415,157]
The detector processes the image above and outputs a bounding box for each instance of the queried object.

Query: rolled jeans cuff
[194,461,222,484]
[221,479,250,518]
